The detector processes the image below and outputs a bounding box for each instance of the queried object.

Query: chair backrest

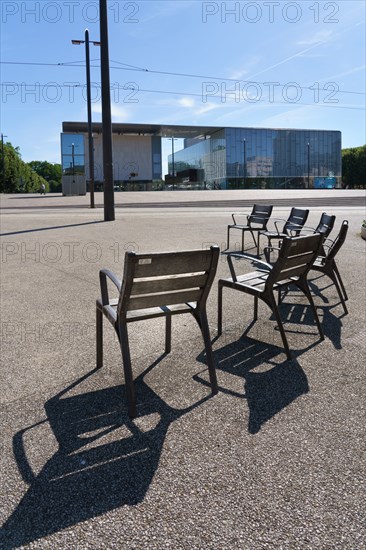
[248,204,273,229]
[267,233,323,287]
[325,220,349,262]
[118,246,220,316]
[284,207,309,235]
[315,212,336,238]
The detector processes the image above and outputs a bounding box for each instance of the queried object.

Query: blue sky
[1,0,365,168]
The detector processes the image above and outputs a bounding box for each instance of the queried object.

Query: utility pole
[169,137,178,191]
[72,30,100,208]
[99,0,115,221]
[242,138,246,187]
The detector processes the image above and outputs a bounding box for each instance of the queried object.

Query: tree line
[0,141,62,193]
[341,145,366,188]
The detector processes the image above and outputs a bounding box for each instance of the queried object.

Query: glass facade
[169,128,341,189]
[61,134,85,176]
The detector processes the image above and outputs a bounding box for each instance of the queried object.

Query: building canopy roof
[62,122,221,139]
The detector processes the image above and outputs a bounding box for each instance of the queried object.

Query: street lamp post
[72,143,75,183]
[99,0,115,221]
[169,137,178,190]
[242,138,246,187]
[307,141,310,189]
[72,30,100,208]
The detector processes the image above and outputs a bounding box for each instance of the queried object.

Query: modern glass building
[61,122,341,193]
[169,127,342,189]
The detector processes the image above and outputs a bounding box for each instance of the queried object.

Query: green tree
[342,145,366,188]
[0,141,49,193]
[28,160,62,192]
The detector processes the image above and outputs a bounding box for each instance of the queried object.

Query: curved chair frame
[310,220,349,314]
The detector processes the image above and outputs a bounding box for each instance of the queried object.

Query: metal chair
[226,204,273,254]
[218,234,324,360]
[265,212,336,261]
[261,207,310,261]
[96,246,220,418]
[312,212,336,238]
[310,220,349,314]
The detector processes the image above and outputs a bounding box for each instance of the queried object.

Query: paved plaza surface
[0,190,365,549]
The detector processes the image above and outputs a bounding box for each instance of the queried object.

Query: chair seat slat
[127,289,202,311]
[126,303,193,322]
[130,273,207,295]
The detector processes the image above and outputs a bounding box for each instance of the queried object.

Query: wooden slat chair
[96,246,220,418]
[310,220,349,314]
[218,234,324,360]
[226,204,273,254]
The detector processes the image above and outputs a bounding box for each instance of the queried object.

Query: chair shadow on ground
[195,284,346,435]
[196,335,310,435]
[1,357,211,549]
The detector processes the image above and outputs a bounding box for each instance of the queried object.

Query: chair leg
[254,296,258,321]
[226,226,231,249]
[118,323,137,419]
[96,307,103,368]
[165,314,172,353]
[198,309,218,395]
[267,294,292,360]
[241,230,245,253]
[218,283,223,336]
[333,262,348,301]
[250,230,259,255]
[326,271,348,314]
[298,282,325,341]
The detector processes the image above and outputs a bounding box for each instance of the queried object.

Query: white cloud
[178,97,195,108]
[259,105,327,128]
[228,56,261,80]
[297,30,333,46]
[91,102,130,121]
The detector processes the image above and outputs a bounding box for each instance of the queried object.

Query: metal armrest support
[273,218,286,233]
[298,224,317,234]
[231,212,250,225]
[99,268,122,306]
[227,253,272,281]
[263,244,282,263]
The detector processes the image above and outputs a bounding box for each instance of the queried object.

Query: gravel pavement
[0,190,365,549]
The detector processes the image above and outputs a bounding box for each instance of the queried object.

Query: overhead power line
[1,60,365,96]
[1,81,364,111]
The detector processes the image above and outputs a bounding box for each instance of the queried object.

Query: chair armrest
[231,212,249,225]
[273,218,286,233]
[99,269,122,306]
[227,253,272,281]
[297,224,316,234]
[286,221,307,236]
